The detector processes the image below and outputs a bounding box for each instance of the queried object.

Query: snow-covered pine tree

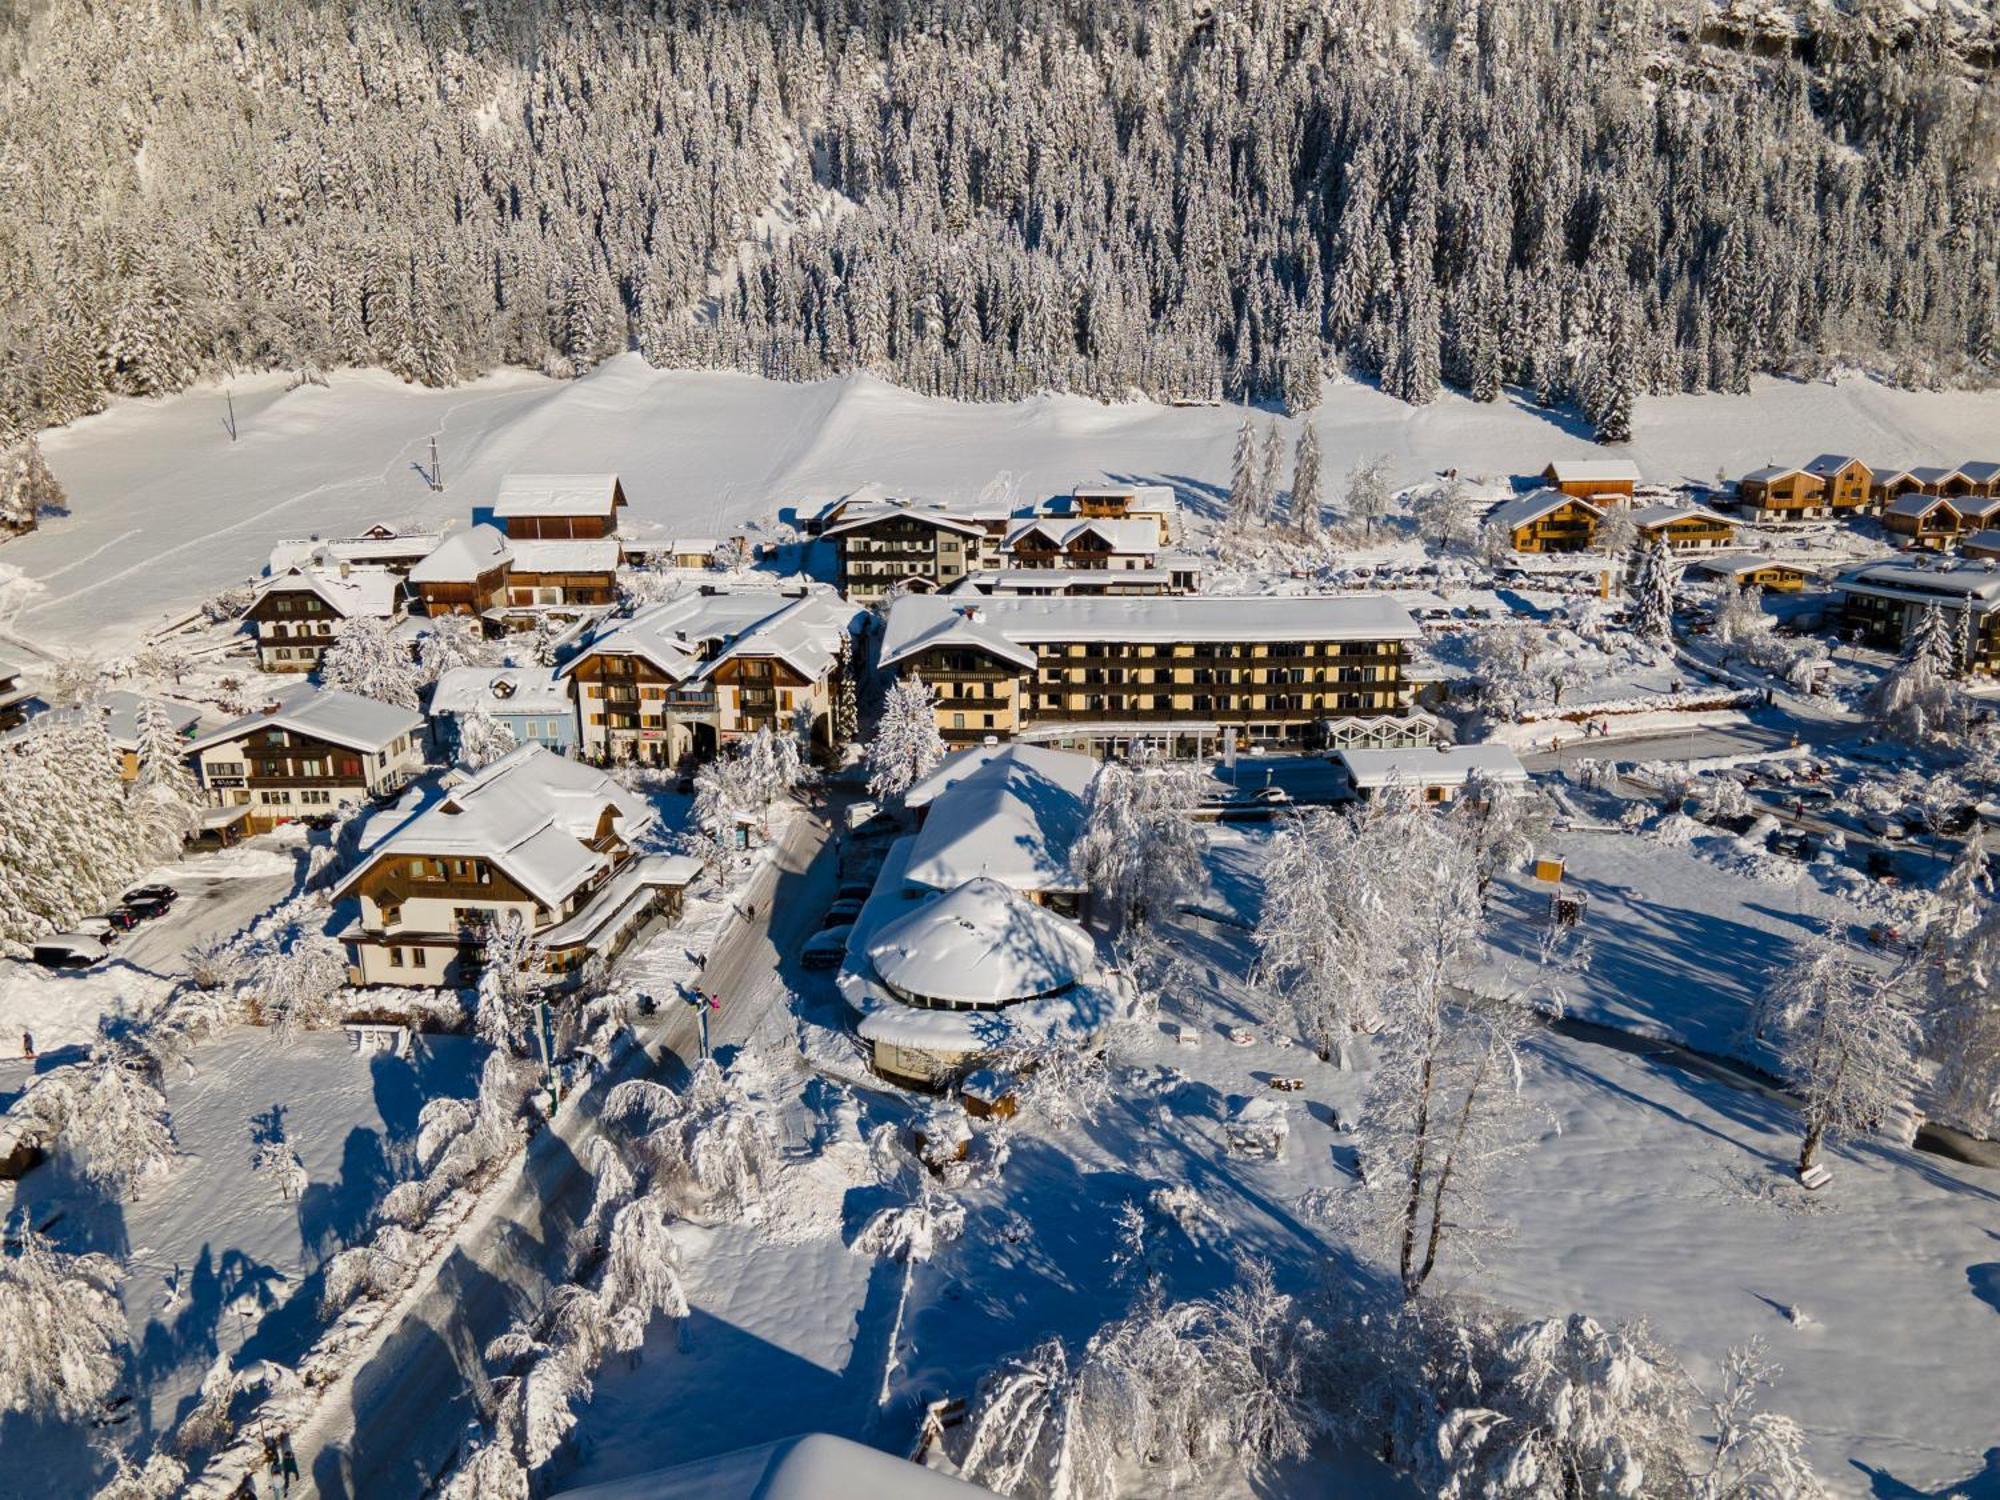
[1631,536,1680,644]
[1291,425,1323,543]
[457,707,519,772]
[1257,424,1286,529]
[1871,603,1963,742]
[866,674,946,800]
[1227,419,1263,531]
[0,435,64,533]
[1069,749,1207,931]
[130,696,203,856]
[832,631,861,747]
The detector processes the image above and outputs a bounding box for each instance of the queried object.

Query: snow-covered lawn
[541,822,1999,1499]
[20,357,2000,655]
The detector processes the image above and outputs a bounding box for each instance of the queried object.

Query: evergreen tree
[1631,537,1680,644]
[1291,425,1323,544]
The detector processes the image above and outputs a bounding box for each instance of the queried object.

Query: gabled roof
[1543,459,1640,484]
[253,565,401,621]
[1005,517,1158,553]
[410,525,512,584]
[1045,482,1179,513]
[429,666,572,719]
[1629,501,1733,529]
[1489,489,1601,533]
[867,877,1098,1006]
[1909,466,1963,487]
[879,603,1041,672]
[268,530,443,575]
[335,743,654,907]
[1803,454,1865,478]
[564,588,848,684]
[1960,529,2000,553]
[493,473,625,520]
[702,592,858,683]
[1958,461,2000,485]
[1694,554,1816,579]
[188,686,421,757]
[2,691,201,752]
[1740,464,1812,485]
[1873,467,1924,486]
[903,746,1097,894]
[1887,492,1960,519]
[824,507,988,541]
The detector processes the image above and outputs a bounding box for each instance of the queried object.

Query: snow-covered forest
[4,0,1999,447]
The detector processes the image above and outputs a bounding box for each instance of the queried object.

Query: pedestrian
[278,1431,299,1487]
[21,1030,33,1059]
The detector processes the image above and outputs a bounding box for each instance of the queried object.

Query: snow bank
[1489,706,1752,751]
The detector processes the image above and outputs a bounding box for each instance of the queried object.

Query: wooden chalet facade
[409,525,512,618]
[332,745,697,988]
[879,595,1422,757]
[1491,490,1601,553]
[493,473,627,540]
[1883,494,1963,550]
[188,688,424,832]
[1630,503,1736,552]
[246,566,402,672]
[501,539,621,610]
[1802,455,1873,511]
[829,509,990,600]
[1735,466,1827,518]
[1542,460,1639,504]
[1695,556,1816,593]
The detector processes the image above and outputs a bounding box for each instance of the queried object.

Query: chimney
[339,560,352,578]
[959,605,985,624]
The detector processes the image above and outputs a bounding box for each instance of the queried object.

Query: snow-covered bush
[1069,748,1207,930]
[318,617,423,708]
[998,1036,1112,1130]
[11,1041,177,1196]
[866,674,946,799]
[455,706,518,771]
[606,1057,778,1222]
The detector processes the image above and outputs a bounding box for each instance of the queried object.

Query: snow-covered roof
[880,593,1419,671]
[1961,529,2000,553]
[1908,466,1962,487]
[1886,492,1959,519]
[267,530,443,575]
[429,666,573,719]
[1544,459,1640,485]
[492,473,624,520]
[867,877,1099,1007]
[1838,558,2000,611]
[189,686,422,756]
[1004,517,1159,554]
[1333,743,1528,792]
[1629,502,1733,529]
[546,1434,997,1500]
[254,564,401,620]
[704,591,859,683]
[335,743,655,907]
[903,745,1096,893]
[2,691,202,752]
[410,525,512,584]
[1740,465,1810,484]
[1953,494,2000,522]
[505,538,622,574]
[1802,454,1863,477]
[824,506,989,540]
[1488,489,1601,533]
[1959,461,2000,485]
[1693,555,1817,580]
[1044,482,1178,513]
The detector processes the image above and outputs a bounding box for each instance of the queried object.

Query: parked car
[823,897,865,928]
[100,907,143,932]
[1769,830,1821,861]
[121,894,175,921]
[71,914,122,944]
[850,813,900,842]
[121,884,178,907]
[32,934,110,970]
[801,925,853,970]
[835,880,875,904]
[1860,812,1906,840]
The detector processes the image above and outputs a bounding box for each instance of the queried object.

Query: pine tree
[866,675,946,800]
[1227,418,1263,530]
[1632,537,1680,644]
[1257,424,1286,529]
[1292,425,1323,544]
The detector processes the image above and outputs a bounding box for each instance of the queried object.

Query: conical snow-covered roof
[866,877,1097,1008]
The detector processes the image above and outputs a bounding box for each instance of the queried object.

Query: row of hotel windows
[256,789,334,805]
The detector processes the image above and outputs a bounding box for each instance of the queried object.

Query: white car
[801,925,853,970]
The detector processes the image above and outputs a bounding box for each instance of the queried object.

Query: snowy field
[536,826,2000,1500]
[17,357,2000,655]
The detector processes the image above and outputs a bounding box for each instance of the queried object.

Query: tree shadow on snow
[296,1125,395,1265]
[1854,1448,2000,1500]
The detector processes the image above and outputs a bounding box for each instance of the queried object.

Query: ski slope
[17,355,2000,656]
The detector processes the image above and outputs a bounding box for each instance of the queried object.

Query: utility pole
[225,389,238,442]
[534,997,560,1113]
[429,435,444,492]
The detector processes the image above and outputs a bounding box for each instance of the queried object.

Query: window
[952,713,965,729]
[388,947,404,968]
[412,948,428,969]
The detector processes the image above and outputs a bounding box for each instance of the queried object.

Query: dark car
[121,884,178,907]
[121,894,174,921]
[101,907,144,931]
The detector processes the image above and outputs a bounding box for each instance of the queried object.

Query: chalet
[1694,555,1818,593]
[1871,468,1928,508]
[1960,529,2000,562]
[827,507,993,600]
[879,593,1422,757]
[1330,743,1529,805]
[1039,483,1180,545]
[187,687,425,831]
[1628,501,1736,552]
[1951,494,2000,531]
[563,587,860,766]
[410,525,512,618]
[0,691,202,777]
[1960,461,2000,497]
[1882,493,1963,550]
[429,666,577,759]
[1911,466,1975,500]
[1001,517,1165,575]
[900,744,1097,913]
[1542,460,1639,504]
[1801,455,1873,512]
[492,473,626,540]
[246,564,404,673]
[333,744,698,987]
[1489,490,1601,553]
[500,538,621,612]
[0,657,31,731]
[1839,559,2000,674]
[1735,466,1826,518]
[267,525,443,578]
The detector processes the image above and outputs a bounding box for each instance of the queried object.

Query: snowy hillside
[16,357,2000,656]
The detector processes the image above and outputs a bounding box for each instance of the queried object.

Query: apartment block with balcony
[332,744,698,988]
[879,594,1422,757]
[1490,489,1602,553]
[186,686,424,831]
[246,564,405,672]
